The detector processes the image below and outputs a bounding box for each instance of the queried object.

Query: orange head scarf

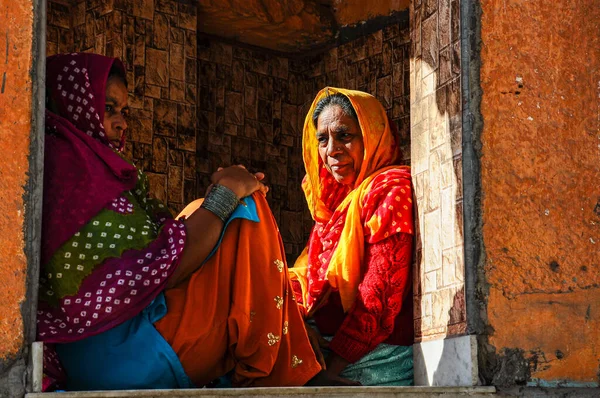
[291,87,413,313]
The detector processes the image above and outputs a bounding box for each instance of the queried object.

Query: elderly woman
[290,88,415,386]
[39,52,320,391]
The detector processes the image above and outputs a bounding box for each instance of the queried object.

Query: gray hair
[312,93,358,129]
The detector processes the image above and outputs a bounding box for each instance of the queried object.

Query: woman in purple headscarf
[39,53,322,391]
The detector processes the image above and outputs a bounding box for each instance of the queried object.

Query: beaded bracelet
[200,184,239,222]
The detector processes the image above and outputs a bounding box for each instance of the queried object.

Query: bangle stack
[200,184,239,222]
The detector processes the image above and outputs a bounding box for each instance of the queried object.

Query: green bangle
[200,184,239,222]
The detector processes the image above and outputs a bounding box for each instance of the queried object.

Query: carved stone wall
[410,0,465,341]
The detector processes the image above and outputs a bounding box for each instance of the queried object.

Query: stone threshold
[27,386,496,398]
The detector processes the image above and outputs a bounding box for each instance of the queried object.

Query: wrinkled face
[103,76,129,148]
[316,105,364,186]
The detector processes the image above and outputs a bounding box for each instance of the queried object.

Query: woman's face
[316,105,364,186]
[104,75,129,147]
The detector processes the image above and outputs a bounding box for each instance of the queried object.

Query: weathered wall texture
[47,0,199,218]
[480,0,600,386]
[410,0,464,342]
[0,1,39,396]
[196,20,411,263]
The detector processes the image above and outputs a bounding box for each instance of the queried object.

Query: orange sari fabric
[155,193,321,387]
[291,87,414,314]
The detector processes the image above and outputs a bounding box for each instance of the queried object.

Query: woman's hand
[305,322,329,370]
[211,165,268,199]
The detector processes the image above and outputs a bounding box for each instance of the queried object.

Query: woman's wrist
[200,184,239,222]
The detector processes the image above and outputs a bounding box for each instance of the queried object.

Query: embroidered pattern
[274,259,284,272]
[274,295,283,310]
[250,310,256,323]
[283,321,288,335]
[267,333,280,346]
[291,355,303,368]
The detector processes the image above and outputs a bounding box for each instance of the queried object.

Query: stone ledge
[27,386,496,398]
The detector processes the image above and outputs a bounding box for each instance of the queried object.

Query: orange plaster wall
[480,0,600,383]
[0,2,34,362]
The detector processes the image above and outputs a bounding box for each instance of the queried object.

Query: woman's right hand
[211,165,268,199]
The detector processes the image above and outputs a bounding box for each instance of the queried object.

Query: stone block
[424,209,442,273]
[431,289,451,328]
[231,59,245,92]
[153,99,177,136]
[376,75,392,110]
[258,99,273,123]
[442,248,456,287]
[168,148,183,166]
[132,0,154,20]
[177,104,195,136]
[184,30,196,58]
[424,271,437,293]
[412,7,422,59]
[146,48,168,87]
[441,187,457,251]
[392,62,404,99]
[146,172,167,203]
[232,137,251,160]
[225,91,244,125]
[455,245,464,283]
[451,41,461,77]
[257,75,273,100]
[421,293,433,317]
[224,123,238,136]
[421,12,439,70]
[167,166,183,203]
[366,30,383,57]
[424,0,437,18]
[157,0,177,15]
[151,136,168,173]
[177,2,197,30]
[450,0,460,43]
[271,57,289,79]
[245,86,258,120]
[324,48,337,73]
[145,84,161,99]
[169,80,185,102]
[453,156,463,199]
[169,43,185,81]
[439,46,452,87]
[178,135,196,152]
[428,147,442,204]
[128,109,153,144]
[383,23,400,41]
[211,42,233,67]
[185,57,197,84]
[281,103,298,136]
